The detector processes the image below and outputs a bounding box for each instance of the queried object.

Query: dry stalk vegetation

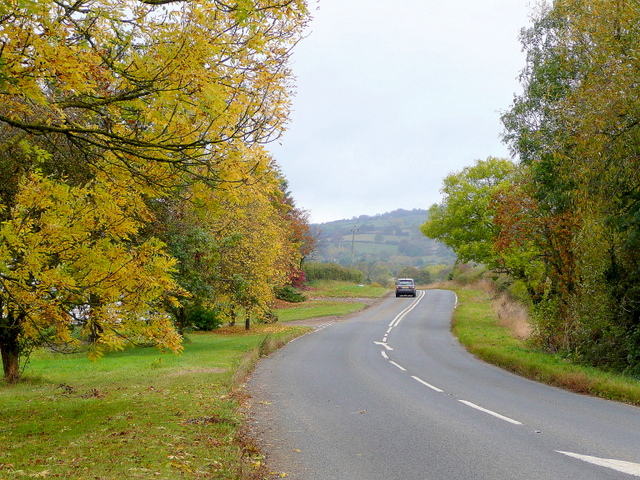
[430,279,532,340]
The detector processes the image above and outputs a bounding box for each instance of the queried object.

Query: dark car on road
[395,278,416,297]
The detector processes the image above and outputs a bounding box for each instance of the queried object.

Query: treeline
[0,1,312,382]
[424,1,640,376]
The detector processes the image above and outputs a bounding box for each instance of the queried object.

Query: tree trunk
[87,294,103,343]
[245,312,251,331]
[1,339,20,383]
[1,309,23,383]
[175,305,187,335]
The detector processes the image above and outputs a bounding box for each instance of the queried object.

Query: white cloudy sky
[269,0,536,224]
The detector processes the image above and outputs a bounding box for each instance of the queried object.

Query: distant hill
[310,209,456,268]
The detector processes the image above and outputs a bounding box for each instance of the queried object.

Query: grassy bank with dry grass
[444,281,640,406]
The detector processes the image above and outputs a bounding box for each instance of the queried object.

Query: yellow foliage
[0,0,310,379]
[0,159,183,355]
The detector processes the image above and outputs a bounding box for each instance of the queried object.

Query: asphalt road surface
[247,290,640,480]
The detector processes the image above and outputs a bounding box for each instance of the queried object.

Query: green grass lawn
[273,280,388,323]
[305,280,388,298]
[1,281,386,479]
[4,280,638,479]
[1,325,307,479]
[275,300,366,322]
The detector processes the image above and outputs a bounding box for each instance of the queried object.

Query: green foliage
[187,305,223,331]
[0,1,313,380]
[275,285,307,303]
[421,157,517,267]
[304,262,364,283]
[499,0,640,374]
[450,264,490,286]
[370,264,393,287]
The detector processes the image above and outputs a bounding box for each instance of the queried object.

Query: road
[247,290,640,480]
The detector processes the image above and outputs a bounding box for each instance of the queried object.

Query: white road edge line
[389,361,407,372]
[411,376,444,393]
[556,451,640,477]
[458,400,523,425]
[388,291,424,328]
[381,351,389,360]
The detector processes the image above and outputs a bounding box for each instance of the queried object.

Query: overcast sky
[268,0,536,224]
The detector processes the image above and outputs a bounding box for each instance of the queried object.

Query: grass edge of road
[448,283,640,407]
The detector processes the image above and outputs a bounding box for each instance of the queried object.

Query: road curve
[246,290,640,480]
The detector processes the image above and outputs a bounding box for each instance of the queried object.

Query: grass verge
[274,280,388,323]
[275,300,366,322]
[305,280,388,298]
[449,284,640,406]
[0,324,308,479]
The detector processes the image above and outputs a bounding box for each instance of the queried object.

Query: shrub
[275,285,306,303]
[288,268,307,289]
[187,305,223,331]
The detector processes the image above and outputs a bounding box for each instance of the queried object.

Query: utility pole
[350,225,358,266]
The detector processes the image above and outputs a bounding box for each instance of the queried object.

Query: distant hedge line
[303,262,364,283]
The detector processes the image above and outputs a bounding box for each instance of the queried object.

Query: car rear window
[397,280,414,285]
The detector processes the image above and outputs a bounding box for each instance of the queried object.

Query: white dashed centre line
[411,376,444,393]
[374,291,640,477]
[458,400,523,425]
[389,361,407,372]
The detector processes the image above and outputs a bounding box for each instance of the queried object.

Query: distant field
[312,209,456,267]
[350,242,397,254]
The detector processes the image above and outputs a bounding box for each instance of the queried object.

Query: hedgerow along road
[247,290,640,480]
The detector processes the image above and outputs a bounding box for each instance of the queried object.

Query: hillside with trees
[310,209,455,285]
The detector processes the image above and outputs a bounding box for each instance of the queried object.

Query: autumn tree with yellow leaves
[0,0,310,382]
